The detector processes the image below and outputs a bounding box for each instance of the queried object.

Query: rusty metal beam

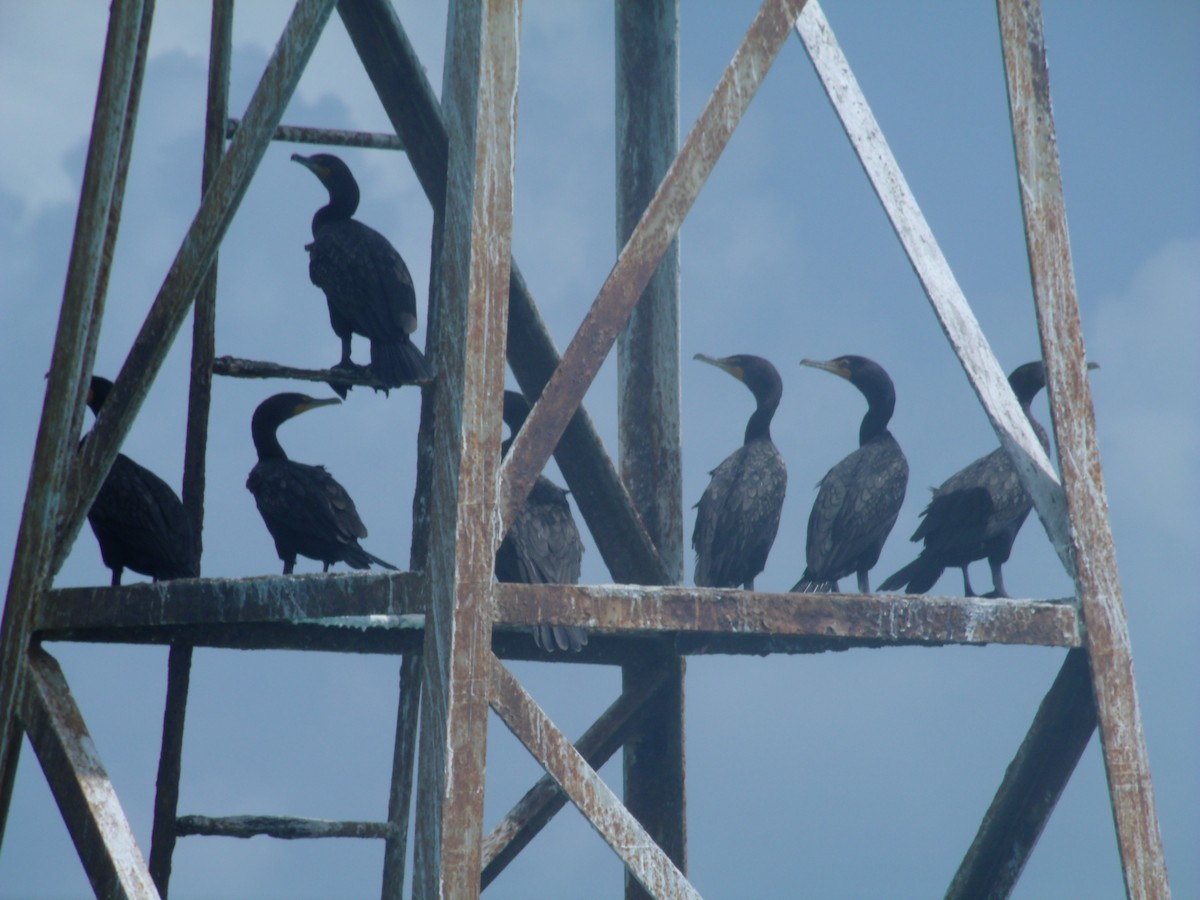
[382,654,422,898]
[37,579,1079,650]
[489,656,700,899]
[499,0,809,541]
[176,815,393,840]
[226,117,406,150]
[794,0,1073,576]
[615,5,687,893]
[498,585,1080,648]
[411,1,520,896]
[22,647,158,899]
[336,0,667,585]
[481,666,668,888]
[947,649,1097,899]
[54,0,338,577]
[997,1,1169,895]
[38,573,425,633]
[0,0,150,849]
[36,579,1080,659]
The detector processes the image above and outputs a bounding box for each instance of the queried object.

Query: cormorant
[292,152,431,394]
[691,354,787,590]
[791,356,908,593]
[84,376,197,586]
[247,392,399,574]
[879,360,1094,598]
[495,390,587,653]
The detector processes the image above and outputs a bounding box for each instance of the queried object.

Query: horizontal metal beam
[481,666,668,888]
[499,585,1080,648]
[22,647,158,899]
[489,656,700,899]
[38,573,426,632]
[38,579,1079,653]
[177,814,394,840]
[225,117,405,150]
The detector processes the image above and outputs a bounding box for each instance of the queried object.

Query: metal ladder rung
[225,117,405,151]
[177,814,396,841]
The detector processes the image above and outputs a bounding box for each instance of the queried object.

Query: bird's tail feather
[342,544,400,572]
[878,556,943,594]
[371,338,431,386]
[365,550,400,571]
[534,624,588,653]
[790,572,838,593]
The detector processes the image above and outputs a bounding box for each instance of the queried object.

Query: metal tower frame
[0,0,1169,897]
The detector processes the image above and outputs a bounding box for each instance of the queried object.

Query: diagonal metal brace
[489,655,699,899]
[481,665,669,888]
[22,646,159,899]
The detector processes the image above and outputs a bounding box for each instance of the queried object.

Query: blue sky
[1,2,1197,897]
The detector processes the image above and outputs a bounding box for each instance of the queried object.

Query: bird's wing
[693,443,786,588]
[500,478,583,585]
[90,454,195,576]
[807,439,907,580]
[309,221,417,340]
[249,461,368,547]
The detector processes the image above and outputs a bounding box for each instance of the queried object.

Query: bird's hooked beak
[800,357,851,380]
[291,153,328,180]
[694,353,745,383]
[294,396,341,417]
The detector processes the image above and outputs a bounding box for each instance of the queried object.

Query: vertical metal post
[615,2,687,895]
[146,5,234,894]
[998,1,1169,896]
[381,655,422,898]
[0,0,147,848]
[616,0,683,580]
[411,0,521,896]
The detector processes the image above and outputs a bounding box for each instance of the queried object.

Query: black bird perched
[691,354,787,590]
[84,376,197,586]
[247,392,399,575]
[879,360,1095,598]
[292,152,431,395]
[792,356,908,593]
[495,390,587,653]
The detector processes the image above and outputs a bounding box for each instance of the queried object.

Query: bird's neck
[252,424,288,462]
[311,186,359,236]
[1022,402,1051,454]
[744,401,777,445]
[858,396,894,446]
